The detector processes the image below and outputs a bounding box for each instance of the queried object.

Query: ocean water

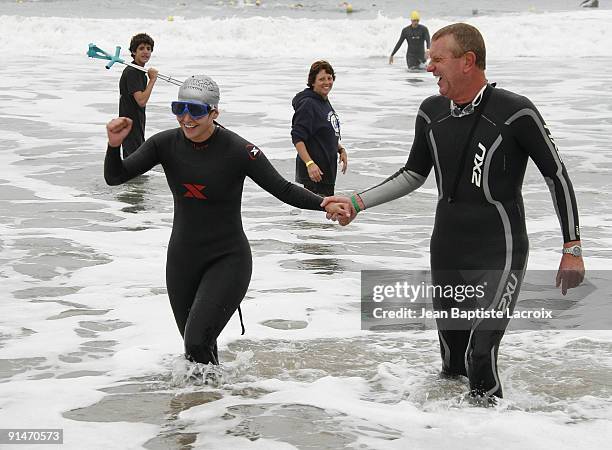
[1,1,611,449]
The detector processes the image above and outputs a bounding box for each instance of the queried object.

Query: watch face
[572,246,582,257]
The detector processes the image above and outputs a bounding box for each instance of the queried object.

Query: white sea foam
[2,9,611,59]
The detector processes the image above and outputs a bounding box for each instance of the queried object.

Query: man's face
[411,19,419,27]
[133,43,152,66]
[426,35,466,101]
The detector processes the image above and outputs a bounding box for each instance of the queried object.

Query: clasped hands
[320,195,359,226]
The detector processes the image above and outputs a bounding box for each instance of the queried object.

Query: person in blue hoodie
[291,60,347,196]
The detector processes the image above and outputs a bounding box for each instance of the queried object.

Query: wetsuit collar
[186,124,219,150]
[450,83,488,118]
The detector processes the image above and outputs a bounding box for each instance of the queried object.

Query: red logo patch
[183,183,207,199]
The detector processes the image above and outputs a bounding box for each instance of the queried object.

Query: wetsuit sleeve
[104,137,160,185]
[358,109,432,208]
[505,101,580,242]
[390,29,407,56]
[424,26,431,49]
[291,99,315,144]
[246,148,324,211]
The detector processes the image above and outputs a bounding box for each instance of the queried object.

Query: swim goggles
[171,101,212,119]
[450,84,487,118]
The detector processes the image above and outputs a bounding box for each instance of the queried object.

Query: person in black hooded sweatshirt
[291,60,348,196]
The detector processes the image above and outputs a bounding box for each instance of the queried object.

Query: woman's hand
[106,117,133,147]
[307,161,324,182]
[338,147,348,174]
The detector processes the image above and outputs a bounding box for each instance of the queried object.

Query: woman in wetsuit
[105,74,347,365]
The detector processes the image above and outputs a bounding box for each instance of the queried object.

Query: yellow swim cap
[410,10,420,21]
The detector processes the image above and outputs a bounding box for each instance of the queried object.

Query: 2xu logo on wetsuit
[497,273,519,311]
[471,142,488,188]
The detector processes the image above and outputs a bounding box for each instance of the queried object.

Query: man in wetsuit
[389,10,430,70]
[118,33,158,158]
[325,23,585,402]
[105,75,349,366]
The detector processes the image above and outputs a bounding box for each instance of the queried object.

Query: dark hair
[129,33,155,57]
[432,23,486,70]
[307,60,335,88]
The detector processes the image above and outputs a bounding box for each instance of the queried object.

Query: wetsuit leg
[165,245,205,338]
[465,328,505,397]
[432,269,475,377]
[432,259,526,398]
[302,181,334,196]
[183,251,252,364]
[465,268,525,397]
[437,330,469,377]
[166,239,252,364]
[406,55,421,69]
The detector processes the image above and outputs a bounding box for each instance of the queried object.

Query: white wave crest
[2,10,610,59]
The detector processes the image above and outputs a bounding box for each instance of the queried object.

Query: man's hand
[106,117,133,148]
[148,67,159,82]
[388,55,394,65]
[337,207,357,226]
[321,195,358,226]
[339,148,348,174]
[556,252,585,296]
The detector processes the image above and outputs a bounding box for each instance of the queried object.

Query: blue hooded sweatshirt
[291,87,341,186]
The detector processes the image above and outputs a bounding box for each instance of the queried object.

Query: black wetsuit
[390,24,431,69]
[359,85,580,397]
[119,64,147,158]
[291,88,341,196]
[105,125,324,364]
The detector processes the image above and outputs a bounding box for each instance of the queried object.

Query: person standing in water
[118,33,158,158]
[292,60,348,196]
[326,23,584,404]
[105,75,349,365]
[389,11,431,70]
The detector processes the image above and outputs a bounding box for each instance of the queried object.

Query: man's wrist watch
[562,245,582,257]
